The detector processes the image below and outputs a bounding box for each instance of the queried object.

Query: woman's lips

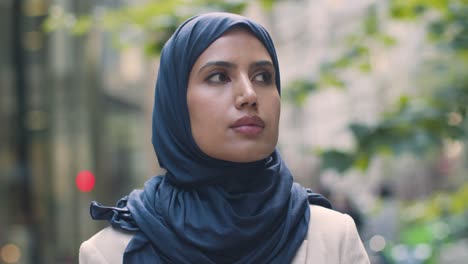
[230,115,265,136]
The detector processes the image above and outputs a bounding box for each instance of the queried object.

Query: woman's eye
[253,72,273,84]
[207,73,229,83]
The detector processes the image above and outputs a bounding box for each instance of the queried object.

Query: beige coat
[79,205,370,263]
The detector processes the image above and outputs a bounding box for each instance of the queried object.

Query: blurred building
[1,0,156,263]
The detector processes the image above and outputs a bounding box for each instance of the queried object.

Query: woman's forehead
[194,29,271,63]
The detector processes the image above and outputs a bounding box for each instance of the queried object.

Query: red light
[76,170,95,192]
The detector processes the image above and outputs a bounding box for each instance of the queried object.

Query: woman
[79,12,370,263]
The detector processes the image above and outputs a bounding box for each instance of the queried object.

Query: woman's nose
[235,75,258,109]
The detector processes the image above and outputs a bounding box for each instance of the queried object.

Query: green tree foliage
[284,5,394,105]
[317,0,468,172]
[43,0,276,55]
[380,183,468,262]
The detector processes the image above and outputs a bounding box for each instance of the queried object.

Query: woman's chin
[212,149,273,163]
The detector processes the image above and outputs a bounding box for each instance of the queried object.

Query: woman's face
[187,28,280,163]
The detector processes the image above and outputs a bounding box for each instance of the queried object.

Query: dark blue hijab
[91,12,331,263]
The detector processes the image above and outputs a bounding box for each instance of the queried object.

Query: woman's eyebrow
[199,61,236,73]
[250,60,274,70]
[198,60,274,74]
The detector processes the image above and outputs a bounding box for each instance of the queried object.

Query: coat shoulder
[79,226,135,264]
[309,204,352,226]
[305,205,370,264]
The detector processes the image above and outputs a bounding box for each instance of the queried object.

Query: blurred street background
[1,0,467,263]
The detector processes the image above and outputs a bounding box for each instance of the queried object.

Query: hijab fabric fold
[90,12,331,263]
